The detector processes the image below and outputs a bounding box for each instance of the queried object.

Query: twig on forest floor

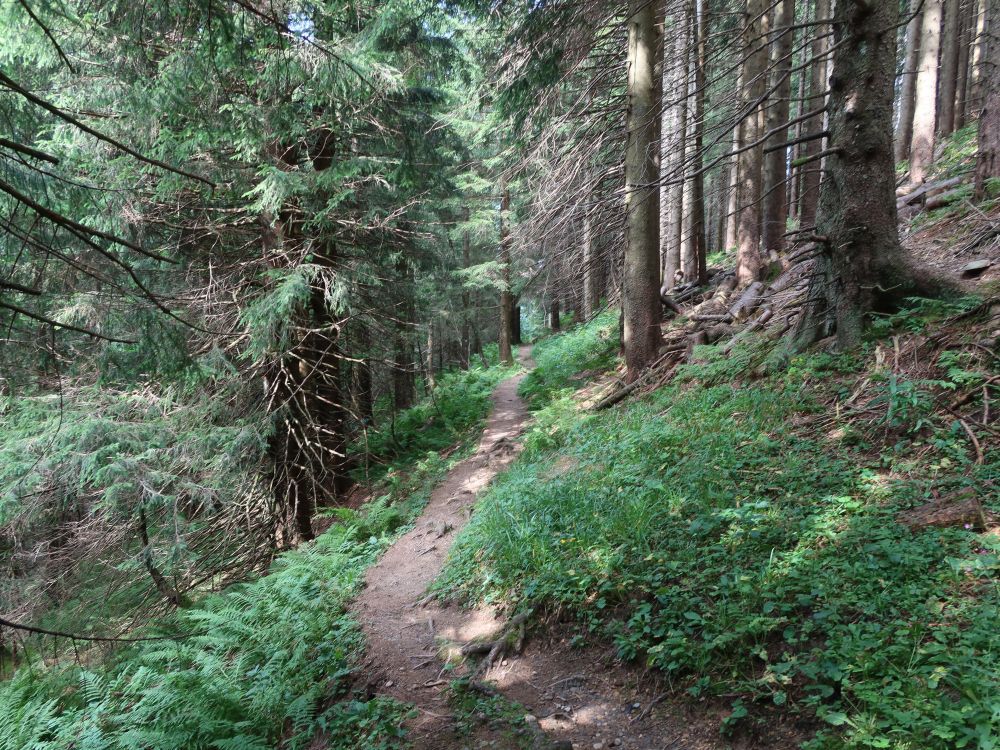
[630,691,668,723]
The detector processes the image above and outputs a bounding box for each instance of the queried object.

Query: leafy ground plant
[436,316,999,750]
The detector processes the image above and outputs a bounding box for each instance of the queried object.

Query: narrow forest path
[352,346,736,750]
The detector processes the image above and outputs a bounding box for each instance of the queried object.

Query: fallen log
[729,281,765,321]
[722,307,773,355]
[896,175,965,207]
[591,348,684,410]
[897,491,991,531]
[924,188,967,211]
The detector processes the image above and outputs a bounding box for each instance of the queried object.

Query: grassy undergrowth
[361,355,518,481]
[518,308,618,408]
[1,360,516,750]
[437,310,999,749]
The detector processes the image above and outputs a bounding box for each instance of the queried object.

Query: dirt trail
[354,346,734,750]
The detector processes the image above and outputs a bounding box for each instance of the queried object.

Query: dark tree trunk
[549,298,561,330]
[955,0,973,129]
[974,0,1000,199]
[511,304,522,345]
[393,260,415,411]
[270,247,347,543]
[352,323,374,426]
[819,0,906,347]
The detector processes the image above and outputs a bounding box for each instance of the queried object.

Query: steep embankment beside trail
[434,295,998,750]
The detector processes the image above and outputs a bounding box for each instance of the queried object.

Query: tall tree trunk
[623,0,663,379]
[681,73,696,282]
[392,257,415,411]
[820,0,906,347]
[511,304,522,345]
[352,323,374,426]
[955,0,973,128]
[763,0,794,259]
[549,298,561,330]
[460,208,472,368]
[974,0,1000,199]
[425,321,435,391]
[715,167,728,251]
[735,0,768,286]
[788,59,806,224]
[971,0,989,110]
[664,16,687,287]
[690,0,708,283]
[910,0,943,183]
[798,0,830,230]
[895,0,923,162]
[724,70,742,250]
[940,0,962,135]
[583,207,601,316]
[660,17,680,286]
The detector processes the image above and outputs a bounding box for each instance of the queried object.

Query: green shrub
[361,361,517,481]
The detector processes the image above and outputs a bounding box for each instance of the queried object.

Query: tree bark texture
[689,0,708,283]
[498,189,514,365]
[910,0,943,183]
[798,0,830,229]
[974,0,1000,199]
[583,207,601,316]
[623,0,663,379]
[819,0,906,348]
[664,12,687,287]
[939,0,962,135]
[895,0,923,163]
[763,0,794,258]
[735,0,768,286]
[955,0,973,128]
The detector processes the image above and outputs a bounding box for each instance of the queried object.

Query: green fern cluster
[0,508,413,750]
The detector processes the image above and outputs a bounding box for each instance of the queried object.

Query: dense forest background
[1,0,998,747]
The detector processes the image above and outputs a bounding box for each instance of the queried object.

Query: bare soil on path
[353,346,795,749]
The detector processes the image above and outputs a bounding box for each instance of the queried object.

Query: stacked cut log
[896,175,968,219]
